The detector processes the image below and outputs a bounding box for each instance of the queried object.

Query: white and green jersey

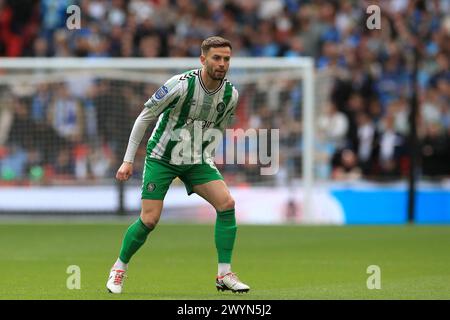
[123,69,238,164]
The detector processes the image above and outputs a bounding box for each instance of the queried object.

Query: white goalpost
[0,57,316,222]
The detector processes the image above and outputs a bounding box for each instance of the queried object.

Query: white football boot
[106,269,127,294]
[216,272,250,293]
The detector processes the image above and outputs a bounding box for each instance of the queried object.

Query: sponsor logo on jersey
[199,120,215,129]
[185,117,215,129]
[154,85,168,100]
[216,102,226,113]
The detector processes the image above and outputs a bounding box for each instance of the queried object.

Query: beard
[206,65,226,80]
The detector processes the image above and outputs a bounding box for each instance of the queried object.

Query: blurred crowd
[0,0,449,185]
[0,80,143,184]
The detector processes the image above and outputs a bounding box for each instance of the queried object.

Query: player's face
[202,46,231,81]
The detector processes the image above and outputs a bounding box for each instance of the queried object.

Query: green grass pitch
[0,222,449,299]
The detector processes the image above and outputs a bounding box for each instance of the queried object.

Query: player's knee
[140,215,159,229]
[140,210,160,229]
[216,196,235,212]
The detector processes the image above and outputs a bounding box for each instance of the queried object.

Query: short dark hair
[201,36,232,55]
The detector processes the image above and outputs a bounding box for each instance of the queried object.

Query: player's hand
[116,162,133,181]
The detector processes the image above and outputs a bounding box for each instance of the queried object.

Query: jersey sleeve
[122,107,153,163]
[122,76,183,163]
[143,75,183,118]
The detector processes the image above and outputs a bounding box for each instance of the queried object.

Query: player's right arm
[116,76,182,181]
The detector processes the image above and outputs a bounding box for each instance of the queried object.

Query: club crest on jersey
[154,85,168,100]
[146,183,156,192]
[216,102,226,113]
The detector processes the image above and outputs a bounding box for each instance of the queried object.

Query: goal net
[0,57,327,221]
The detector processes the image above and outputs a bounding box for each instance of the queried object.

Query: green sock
[215,208,237,263]
[119,218,153,264]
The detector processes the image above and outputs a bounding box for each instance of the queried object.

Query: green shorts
[141,157,224,200]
